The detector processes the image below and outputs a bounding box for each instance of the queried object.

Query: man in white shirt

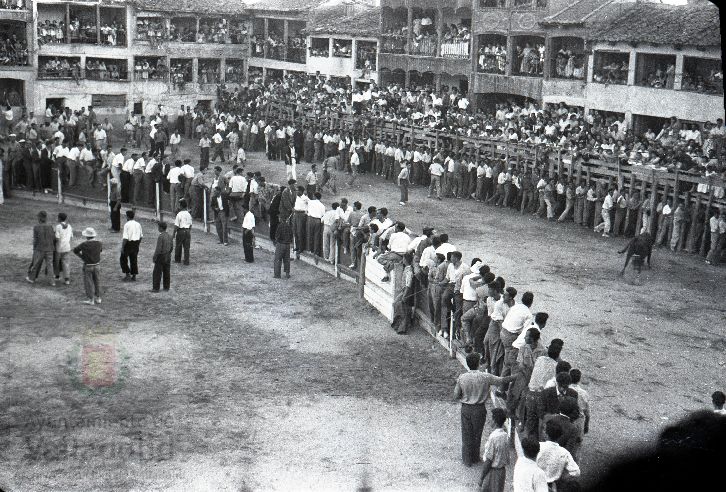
[132,152,146,205]
[120,210,143,281]
[120,152,135,202]
[53,212,73,284]
[66,142,82,187]
[173,199,193,265]
[428,160,444,200]
[292,186,309,258]
[111,148,124,183]
[536,420,581,488]
[594,189,613,237]
[167,161,184,213]
[500,291,534,382]
[377,222,411,282]
[241,203,255,263]
[512,438,549,492]
[321,202,343,263]
[180,158,195,200]
[306,191,326,261]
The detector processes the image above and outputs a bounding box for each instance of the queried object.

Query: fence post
[358,246,367,299]
[57,168,63,204]
[155,182,161,222]
[334,236,340,278]
[106,172,111,211]
[203,188,208,233]
[449,307,455,359]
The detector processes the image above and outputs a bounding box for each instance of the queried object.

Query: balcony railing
[86,69,129,81]
[410,36,437,57]
[381,35,406,55]
[0,50,29,66]
[441,40,470,59]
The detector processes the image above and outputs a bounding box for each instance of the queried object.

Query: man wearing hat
[73,227,103,305]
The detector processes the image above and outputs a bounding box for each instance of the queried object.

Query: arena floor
[1,146,724,490]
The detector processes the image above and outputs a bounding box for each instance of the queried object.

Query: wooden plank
[700,186,715,256]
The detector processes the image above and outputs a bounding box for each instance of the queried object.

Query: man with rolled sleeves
[454,353,516,467]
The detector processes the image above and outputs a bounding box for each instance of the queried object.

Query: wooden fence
[264,99,725,255]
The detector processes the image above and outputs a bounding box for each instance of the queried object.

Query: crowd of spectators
[440,23,470,59]
[197,19,228,44]
[100,21,126,46]
[135,18,167,44]
[553,49,585,80]
[682,68,723,94]
[134,58,168,81]
[68,16,97,44]
[514,42,545,76]
[332,41,352,58]
[592,58,629,85]
[170,60,193,88]
[85,59,125,80]
[0,34,28,66]
[37,20,66,45]
[169,21,196,43]
[198,62,221,85]
[0,0,25,9]
[38,57,81,80]
[229,20,248,44]
[310,44,329,57]
[639,63,676,89]
[478,44,507,74]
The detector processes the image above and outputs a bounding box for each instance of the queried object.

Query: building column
[263,18,269,58]
[435,73,441,92]
[65,4,71,43]
[351,38,358,79]
[436,8,443,58]
[220,58,226,83]
[406,6,413,55]
[543,36,553,79]
[192,58,199,84]
[329,37,334,58]
[471,33,479,74]
[283,19,289,61]
[505,36,513,76]
[196,18,200,41]
[627,49,636,86]
[405,70,411,88]
[674,53,684,90]
[586,53,594,83]
[96,5,101,44]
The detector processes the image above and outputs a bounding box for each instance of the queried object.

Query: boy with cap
[73,227,103,305]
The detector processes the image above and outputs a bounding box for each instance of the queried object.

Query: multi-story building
[0,0,34,117]
[303,2,380,87]
[246,0,313,81]
[377,0,723,128]
[379,0,473,93]
[31,0,249,121]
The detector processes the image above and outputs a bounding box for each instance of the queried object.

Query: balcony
[473,72,542,99]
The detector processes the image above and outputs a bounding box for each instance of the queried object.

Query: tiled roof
[541,0,616,26]
[132,0,247,14]
[588,2,721,47]
[243,0,325,13]
[304,4,381,37]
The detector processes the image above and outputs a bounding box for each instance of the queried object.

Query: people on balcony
[310,45,329,57]
[251,35,265,57]
[226,64,244,83]
[38,20,66,45]
[0,33,28,66]
[135,59,168,81]
[478,44,507,73]
[514,42,544,75]
[69,16,97,43]
[0,0,25,9]
[198,19,228,44]
[288,35,307,63]
[441,24,470,59]
[333,42,352,58]
[100,21,125,46]
[592,59,628,85]
[682,69,723,94]
[169,22,196,43]
[136,18,167,44]
[229,21,248,44]
[85,59,124,80]
[38,57,81,82]
[554,49,585,80]
[170,61,192,88]
[198,63,221,85]
[266,34,286,60]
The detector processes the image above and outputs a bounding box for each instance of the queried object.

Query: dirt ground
[0,199,479,491]
[2,142,725,490]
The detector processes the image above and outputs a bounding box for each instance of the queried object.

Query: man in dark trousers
[278,179,297,224]
[109,177,122,232]
[25,210,56,286]
[453,353,516,467]
[151,221,173,292]
[120,210,143,281]
[173,199,192,265]
[268,185,284,242]
[273,218,293,279]
[73,227,103,305]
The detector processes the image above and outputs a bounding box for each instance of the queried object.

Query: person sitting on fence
[377,222,411,282]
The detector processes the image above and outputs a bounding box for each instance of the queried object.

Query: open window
[100,7,126,46]
[356,41,377,71]
[134,56,168,81]
[682,56,722,94]
[170,17,196,43]
[69,4,97,44]
[225,59,245,83]
[592,51,629,85]
[332,39,352,58]
[0,21,29,66]
[38,56,81,79]
[85,57,128,81]
[310,38,330,57]
[198,59,221,84]
[477,34,507,74]
[635,53,676,89]
[170,58,193,88]
[512,35,545,76]
[551,37,586,80]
